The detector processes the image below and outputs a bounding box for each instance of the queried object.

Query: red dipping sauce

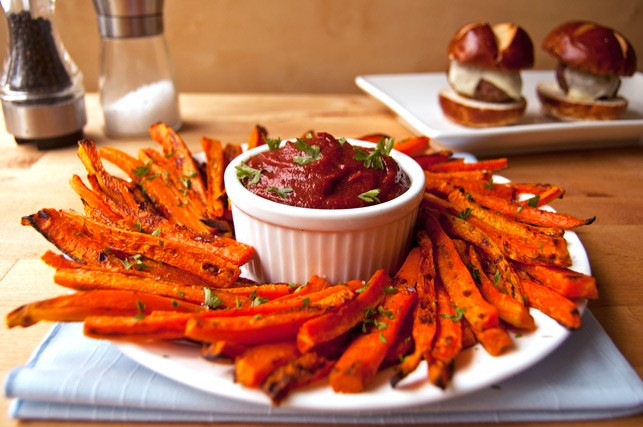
[237,132,411,209]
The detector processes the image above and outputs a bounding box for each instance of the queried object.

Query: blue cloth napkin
[5,311,643,424]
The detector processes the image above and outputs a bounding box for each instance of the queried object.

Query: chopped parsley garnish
[358,189,381,203]
[180,175,192,190]
[483,177,494,190]
[527,195,541,208]
[440,306,465,322]
[133,300,146,320]
[266,186,293,198]
[119,254,152,271]
[355,282,369,293]
[203,288,224,309]
[265,136,282,150]
[236,162,262,185]
[493,270,502,286]
[249,290,269,306]
[133,165,151,177]
[467,263,481,284]
[457,207,473,220]
[384,286,398,295]
[378,306,395,319]
[353,137,394,169]
[293,138,321,165]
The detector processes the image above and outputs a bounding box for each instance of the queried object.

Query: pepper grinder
[93,0,180,138]
[0,0,87,149]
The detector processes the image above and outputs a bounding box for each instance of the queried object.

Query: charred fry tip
[389,369,408,388]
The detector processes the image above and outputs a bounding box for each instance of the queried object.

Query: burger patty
[472,79,515,103]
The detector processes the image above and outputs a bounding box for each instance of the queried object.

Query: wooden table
[1,93,641,426]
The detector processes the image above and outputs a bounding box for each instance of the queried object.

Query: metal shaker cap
[93,0,164,38]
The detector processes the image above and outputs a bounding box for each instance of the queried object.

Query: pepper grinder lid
[93,0,165,38]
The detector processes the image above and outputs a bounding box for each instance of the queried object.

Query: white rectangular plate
[355,71,643,155]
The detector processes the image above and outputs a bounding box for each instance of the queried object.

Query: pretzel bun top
[543,21,637,76]
[448,22,534,71]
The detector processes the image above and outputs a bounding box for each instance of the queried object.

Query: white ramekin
[223,139,426,285]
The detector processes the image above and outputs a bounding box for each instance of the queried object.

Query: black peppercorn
[6,11,72,93]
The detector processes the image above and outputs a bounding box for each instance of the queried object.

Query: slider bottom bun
[438,87,526,128]
[536,81,628,121]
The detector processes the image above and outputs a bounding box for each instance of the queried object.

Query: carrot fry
[223,143,242,165]
[200,136,227,219]
[428,283,463,388]
[201,341,249,363]
[435,209,525,301]
[224,284,293,300]
[513,183,566,206]
[185,306,328,345]
[54,209,249,285]
[422,213,499,333]
[446,190,571,266]
[76,140,140,210]
[329,277,416,393]
[148,122,208,206]
[467,247,535,330]
[247,124,268,149]
[521,279,582,329]
[426,170,490,182]
[204,284,355,320]
[425,158,508,173]
[449,189,569,245]
[6,290,204,328]
[23,209,218,287]
[235,341,300,388]
[391,244,436,386]
[296,269,391,353]
[262,352,335,403]
[412,150,455,169]
[83,312,194,341]
[52,267,247,308]
[41,250,82,269]
[516,262,599,300]
[469,190,595,229]
[381,304,414,369]
[470,324,513,356]
[354,132,390,143]
[392,136,430,157]
[296,275,333,294]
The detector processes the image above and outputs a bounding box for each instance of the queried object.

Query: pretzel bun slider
[537,21,637,121]
[439,22,534,127]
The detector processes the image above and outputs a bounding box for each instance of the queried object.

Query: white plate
[355,71,643,155]
[115,209,591,413]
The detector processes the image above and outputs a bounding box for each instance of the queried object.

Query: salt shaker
[93,0,180,138]
[0,0,87,149]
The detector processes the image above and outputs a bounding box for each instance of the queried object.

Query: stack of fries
[6,123,597,403]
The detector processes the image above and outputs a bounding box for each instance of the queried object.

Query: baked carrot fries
[7,123,597,403]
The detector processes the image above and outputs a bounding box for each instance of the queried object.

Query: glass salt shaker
[0,0,87,149]
[92,0,180,138]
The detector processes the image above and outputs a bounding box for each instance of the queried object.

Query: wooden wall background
[0,0,641,94]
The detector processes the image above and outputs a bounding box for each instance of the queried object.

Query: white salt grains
[103,80,180,138]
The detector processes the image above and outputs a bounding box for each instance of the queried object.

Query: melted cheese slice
[564,67,620,101]
[448,60,523,101]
